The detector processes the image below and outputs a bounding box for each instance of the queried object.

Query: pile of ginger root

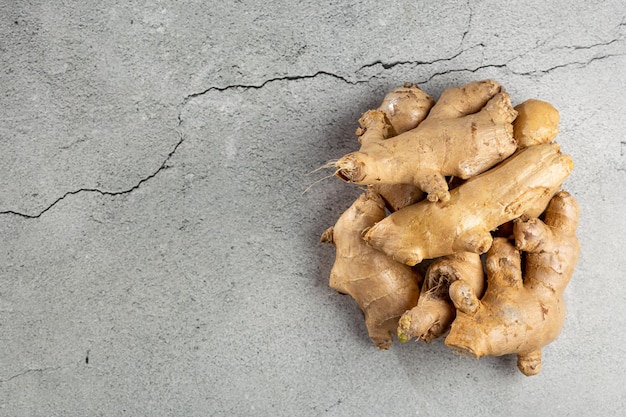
[321,80,580,376]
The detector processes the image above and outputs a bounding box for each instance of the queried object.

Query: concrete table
[1,1,624,415]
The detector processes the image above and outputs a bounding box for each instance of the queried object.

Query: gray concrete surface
[1,0,625,415]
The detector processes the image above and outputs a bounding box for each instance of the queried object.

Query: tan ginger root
[364,143,573,266]
[366,84,435,211]
[397,252,484,343]
[321,189,420,349]
[354,84,434,146]
[375,83,436,136]
[335,80,518,202]
[445,191,580,375]
[373,183,425,213]
[514,99,560,148]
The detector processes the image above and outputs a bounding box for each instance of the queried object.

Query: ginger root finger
[335,83,517,202]
[514,190,580,293]
[355,110,391,146]
[445,192,580,376]
[427,79,501,119]
[514,99,560,148]
[397,252,484,343]
[321,189,421,349]
[364,143,573,266]
[377,83,435,136]
[362,84,434,210]
[357,84,434,146]
[373,183,424,213]
[445,239,555,375]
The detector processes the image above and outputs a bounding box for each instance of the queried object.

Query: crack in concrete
[356,47,470,73]
[181,44,486,105]
[420,42,626,82]
[0,367,61,384]
[515,52,626,76]
[422,51,626,82]
[4,33,624,220]
[460,0,474,46]
[545,21,625,55]
[0,132,185,219]
[180,70,368,107]
[58,136,89,151]
[555,38,621,51]
[416,62,508,85]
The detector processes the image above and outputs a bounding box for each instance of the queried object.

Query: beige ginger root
[364,143,573,266]
[373,183,425,213]
[321,189,420,349]
[397,252,484,343]
[365,83,434,211]
[335,80,518,202]
[319,85,433,347]
[375,83,435,136]
[514,99,560,148]
[321,80,577,375]
[445,191,580,375]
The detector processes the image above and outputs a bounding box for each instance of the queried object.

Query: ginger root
[375,83,435,136]
[335,80,518,202]
[397,252,484,343]
[321,189,420,349]
[445,192,580,375]
[367,83,434,211]
[514,99,560,147]
[364,143,573,266]
[321,80,579,375]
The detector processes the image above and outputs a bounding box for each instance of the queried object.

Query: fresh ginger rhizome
[321,80,579,376]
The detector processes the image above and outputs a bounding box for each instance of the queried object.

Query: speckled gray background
[1,1,625,415]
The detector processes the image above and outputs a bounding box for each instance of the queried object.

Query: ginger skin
[445,191,580,376]
[374,183,425,213]
[376,83,435,136]
[397,252,484,343]
[514,99,560,148]
[335,80,518,202]
[364,143,573,266]
[367,83,434,211]
[354,84,434,146]
[320,86,432,348]
[321,189,420,349]
[321,81,578,375]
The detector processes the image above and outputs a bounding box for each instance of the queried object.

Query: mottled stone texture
[1,0,625,415]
